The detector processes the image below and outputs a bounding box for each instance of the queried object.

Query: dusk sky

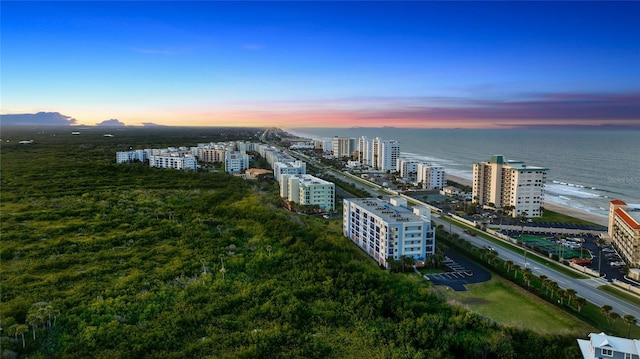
[2,1,639,128]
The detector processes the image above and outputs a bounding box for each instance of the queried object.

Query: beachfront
[446,174,609,227]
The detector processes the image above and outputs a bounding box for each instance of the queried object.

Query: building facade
[417,163,445,190]
[343,197,435,268]
[273,160,306,181]
[472,155,548,218]
[224,151,250,174]
[577,332,640,359]
[149,155,197,171]
[608,200,640,268]
[280,174,335,211]
[332,136,356,158]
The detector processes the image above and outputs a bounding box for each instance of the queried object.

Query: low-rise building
[273,160,306,181]
[343,197,435,268]
[417,163,445,190]
[224,151,250,174]
[149,154,197,171]
[577,332,640,359]
[280,174,335,211]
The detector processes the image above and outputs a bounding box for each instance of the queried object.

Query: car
[464,229,476,236]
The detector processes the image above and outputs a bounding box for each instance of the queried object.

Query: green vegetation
[1,126,584,358]
[598,286,640,309]
[436,277,595,335]
[537,209,601,226]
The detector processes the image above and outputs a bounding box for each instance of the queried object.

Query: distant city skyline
[2,1,639,128]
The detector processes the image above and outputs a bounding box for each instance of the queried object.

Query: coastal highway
[432,215,640,321]
[286,149,640,321]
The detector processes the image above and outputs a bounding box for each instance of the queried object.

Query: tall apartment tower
[332,136,355,158]
[472,155,548,218]
[343,197,435,268]
[417,163,445,190]
[608,199,640,268]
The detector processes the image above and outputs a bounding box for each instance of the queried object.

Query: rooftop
[347,197,427,224]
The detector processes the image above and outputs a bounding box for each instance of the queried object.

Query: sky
[2,1,639,128]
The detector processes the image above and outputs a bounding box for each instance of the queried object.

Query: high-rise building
[417,163,445,190]
[357,136,400,171]
[379,139,400,172]
[273,160,306,181]
[472,155,548,217]
[343,197,435,268]
[332,136,355,158]
[607,199,640,268]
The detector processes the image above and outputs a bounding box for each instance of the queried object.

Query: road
[287,149,640,321]
[432,215,640,320]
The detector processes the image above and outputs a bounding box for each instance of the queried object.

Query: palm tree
[557,289,566,305]
[219,254,226,280]
[504,260,514,274]
[401,255,416,272]
[15,324,29,348]
[539,275,549,295]
[601,305,613,324]
[575,297,587,313]
[596,237,606,276]
[548,281,559,300]
[266,245,272,257]
[512,264,521,279]
[609,312,621,329]
[623,314,636,338]
[522,268,533,288]
[565,288,577,308]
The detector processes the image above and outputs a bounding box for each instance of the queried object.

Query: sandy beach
[445,174,609,227]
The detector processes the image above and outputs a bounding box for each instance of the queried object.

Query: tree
[609,312,621,329]
[596,237,606,276]
[504,260,514,274]
[15,324,29,348]
[601,305,613,325]
[565,288,577,308]
[522,268,533,288]
[539,275,549,295]
[575,297,587,313]
[623,314,636,338]
[400,255,415,272]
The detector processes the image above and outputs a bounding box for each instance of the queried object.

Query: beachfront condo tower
[607,199,640,268]
[472,155,548,218]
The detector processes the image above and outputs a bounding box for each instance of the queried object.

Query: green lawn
[536,209,600,226]
[435,276,596,335]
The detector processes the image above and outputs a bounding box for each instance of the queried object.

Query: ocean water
[288,127,640,220]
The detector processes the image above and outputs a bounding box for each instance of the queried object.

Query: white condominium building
[149,154,197,171]
[273,160,306,181]
[224,151,250,174]
[397,159,419,181]
[343,197,435,268]
[116,149,151,163]
[608,199,640,268]
[197,148,226,163]
[417,163,445,190]
[332,136,356,158]
[357,136,401,171]
[280,174,335,211]
[472,155,548,217]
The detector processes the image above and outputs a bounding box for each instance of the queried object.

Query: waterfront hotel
[343,197,435,268]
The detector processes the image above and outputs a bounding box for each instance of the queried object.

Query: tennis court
[518,235,589,259]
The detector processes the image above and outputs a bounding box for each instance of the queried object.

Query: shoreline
[446,174,609,227]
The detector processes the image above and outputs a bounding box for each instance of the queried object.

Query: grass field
[435,276,596,335]
[536,209,600,226]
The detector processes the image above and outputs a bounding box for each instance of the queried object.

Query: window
[624,354,632,359]
[601,348,613,356]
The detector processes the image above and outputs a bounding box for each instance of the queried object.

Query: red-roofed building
[608,200,640,268]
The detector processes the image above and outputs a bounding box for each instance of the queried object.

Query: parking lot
[425,250,491,291]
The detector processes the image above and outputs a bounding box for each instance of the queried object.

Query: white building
[149,154,197,171]
[116,149,151,163]
[332,136,356,158]
[417,163,445,190]
[224,151,250,174]
[280,174,335,211]
[343,197,435,268]
[608,199,640,268]
[379,139,400,172]
[397,159,420,182]
[472,155,548,218]
[577,332,640,359]
[273,160,306,181]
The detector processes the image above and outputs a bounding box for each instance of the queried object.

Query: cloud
[96,119,126,127]
[0,112,77,126]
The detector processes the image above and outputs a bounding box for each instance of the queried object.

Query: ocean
[287,127,640,221]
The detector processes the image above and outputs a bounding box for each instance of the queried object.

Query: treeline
[1,127,580,358]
